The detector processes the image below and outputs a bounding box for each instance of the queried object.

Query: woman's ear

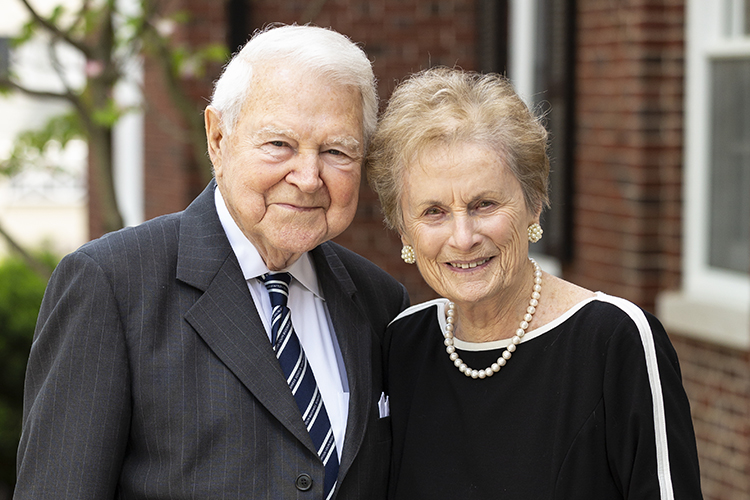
[531,203,544,226]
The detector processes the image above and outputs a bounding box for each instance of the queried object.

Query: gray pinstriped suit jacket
[15,181,408,499]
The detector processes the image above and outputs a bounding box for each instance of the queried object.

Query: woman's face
[400,142,539,307]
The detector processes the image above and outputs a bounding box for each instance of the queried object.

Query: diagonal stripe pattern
[261,272,339,499]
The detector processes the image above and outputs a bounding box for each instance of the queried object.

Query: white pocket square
[378,392,390,418]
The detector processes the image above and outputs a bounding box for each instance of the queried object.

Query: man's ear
[205,106,224,173]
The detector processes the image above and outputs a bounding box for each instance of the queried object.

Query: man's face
[206,65,364,270]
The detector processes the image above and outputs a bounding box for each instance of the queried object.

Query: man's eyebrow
[326,136,362,153]
[246,127,362,153]
[252,126,300,141]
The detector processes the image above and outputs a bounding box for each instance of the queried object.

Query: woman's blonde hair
[367,67,550,233]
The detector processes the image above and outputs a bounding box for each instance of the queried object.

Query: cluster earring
[527,223,543,243]
[401,245,416,264]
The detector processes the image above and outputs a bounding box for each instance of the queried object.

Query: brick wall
[673,336,750,499]
[570,0,684,311]
[142,54,197,221]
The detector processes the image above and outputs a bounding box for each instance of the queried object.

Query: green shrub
[0,253,55,493]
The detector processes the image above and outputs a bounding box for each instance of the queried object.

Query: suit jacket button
[295,473,313,491]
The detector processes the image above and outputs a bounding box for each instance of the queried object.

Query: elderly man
[15,25,408,500]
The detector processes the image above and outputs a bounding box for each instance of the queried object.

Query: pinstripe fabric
[15,181,409,500]
[262,273,339,499]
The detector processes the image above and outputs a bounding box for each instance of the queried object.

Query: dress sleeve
[15,250,131,499]
[602,304,702,499]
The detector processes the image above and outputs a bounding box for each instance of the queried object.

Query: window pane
[708,59,750,273]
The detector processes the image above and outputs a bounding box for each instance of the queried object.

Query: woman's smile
[447,257,491,270]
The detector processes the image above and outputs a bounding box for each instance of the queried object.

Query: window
[709,59,750,274]
[508,0,575,275]
[658,0,750,349]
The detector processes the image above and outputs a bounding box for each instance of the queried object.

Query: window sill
[656,291,750,350]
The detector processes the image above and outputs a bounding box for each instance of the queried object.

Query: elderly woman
[367,67,702,499]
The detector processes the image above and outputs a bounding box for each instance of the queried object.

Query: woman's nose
[449,214,481,251]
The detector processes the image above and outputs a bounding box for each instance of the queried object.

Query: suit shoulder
[76,212,182,260]
[59,212,185,283]
[319,241,409,318]
[323,241,400,287]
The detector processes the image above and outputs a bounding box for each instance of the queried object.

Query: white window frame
[509,0,538,106]
[508,0,562,277]
[113,0,145,227]
[657,0,750,349]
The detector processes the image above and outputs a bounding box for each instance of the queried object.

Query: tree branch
[66,0,94,38]
[0,76,70,101]
[0,219,53,281]
[46,35,79,98]
[18,0,94,58]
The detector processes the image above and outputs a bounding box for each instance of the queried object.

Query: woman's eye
[269,141,286,147]
[424,207,443,216]
[477,200,494,209]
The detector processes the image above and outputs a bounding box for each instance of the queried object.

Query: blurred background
[0,0,748,498]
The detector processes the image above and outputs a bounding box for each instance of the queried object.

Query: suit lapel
[312,244,373,480]
[177,181,316,454]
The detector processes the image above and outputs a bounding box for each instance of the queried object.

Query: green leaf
[170,10,191,24]
[199,43,229,63]
[12,20,38,47]
[48,5,66,25]
[0,113,84,177]
[91,99,123,127]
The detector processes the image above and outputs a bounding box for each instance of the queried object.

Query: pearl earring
[401,245,416,264]
[527,223,543,243]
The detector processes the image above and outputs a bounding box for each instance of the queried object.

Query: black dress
[385,294,702,500]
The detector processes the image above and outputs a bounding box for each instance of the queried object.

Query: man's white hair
[209,24,378,144]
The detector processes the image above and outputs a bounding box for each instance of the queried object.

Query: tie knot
[261,272,291,308]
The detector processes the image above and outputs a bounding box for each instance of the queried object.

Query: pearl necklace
[444,258,542,379]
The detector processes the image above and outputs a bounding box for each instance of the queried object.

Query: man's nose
[287,152,324,192]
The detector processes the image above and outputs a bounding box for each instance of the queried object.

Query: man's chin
[273,227,329,253]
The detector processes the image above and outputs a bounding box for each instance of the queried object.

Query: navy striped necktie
[261,272,339,499]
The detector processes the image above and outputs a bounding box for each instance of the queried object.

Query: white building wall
[0,0,146,257]
[0,1,87,257]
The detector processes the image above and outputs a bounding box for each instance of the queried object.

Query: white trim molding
[657,0,750,350]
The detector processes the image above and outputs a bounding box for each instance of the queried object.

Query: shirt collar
[214,187,322,299]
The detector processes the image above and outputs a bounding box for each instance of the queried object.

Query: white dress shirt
[214,188,349,458]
